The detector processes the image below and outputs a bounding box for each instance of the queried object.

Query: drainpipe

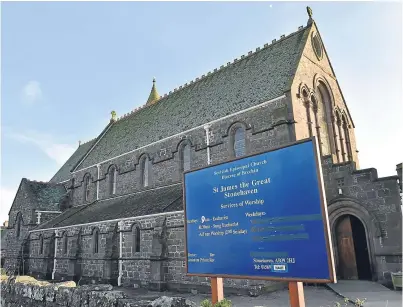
[52,230,58,280]
[204,125,211,165]
[96,164,100,200]
[118,220,123,286]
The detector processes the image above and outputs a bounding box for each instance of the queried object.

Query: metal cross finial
[307,6,313,19]
[111,110,117,122]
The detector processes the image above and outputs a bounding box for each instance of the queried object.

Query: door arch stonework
[328,198,381,281]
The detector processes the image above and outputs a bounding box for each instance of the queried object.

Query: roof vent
[272,39,277,43]
[280,34,285,39]
[241,55,245,59]
[256,47,261,52]
[264,43,269,48]
[248,51,252,55]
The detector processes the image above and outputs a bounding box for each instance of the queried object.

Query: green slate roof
[1,227,7,250]
[36,184,182,229]
[50,139,97,183]
[9,179,67,220]
[25,180,67,211]
[74,25,310,170]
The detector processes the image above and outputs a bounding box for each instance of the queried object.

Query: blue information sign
[183,138,335,282]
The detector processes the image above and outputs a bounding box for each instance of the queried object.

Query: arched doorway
[335,214,372,280]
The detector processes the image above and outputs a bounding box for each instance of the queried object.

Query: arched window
[311,96,323,156]
[233,127,246,158]
[140,156,151,188]
[302,89,313,137]
[342,114,353,161]
[132,224,141,253]
[63,232,68,254]
[316,82,335,156]
[15,213,22,239]
[93,228,99,254]
[108,165,117,196]
[336,111,346,162]
[83,174,91,202]
[39,235,44,255]
[181,143,191,172]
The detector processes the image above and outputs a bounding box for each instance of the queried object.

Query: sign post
[183,137,336,306]
[211,277,224,304]
[289,281,305,307]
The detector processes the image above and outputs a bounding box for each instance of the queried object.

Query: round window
[312,32,323,60]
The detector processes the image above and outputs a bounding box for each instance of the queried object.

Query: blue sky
[1,2,402,223]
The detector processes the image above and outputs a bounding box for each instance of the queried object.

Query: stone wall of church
[4,182,37,274]
[24,155,402,288]
[290,23,359,167]
[70,96,293,207]
[321,156,402,285]
[26,212,286,294]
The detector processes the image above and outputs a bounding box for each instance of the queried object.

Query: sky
[1,2,402,224]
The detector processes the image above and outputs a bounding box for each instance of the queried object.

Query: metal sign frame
[182,136,336,283]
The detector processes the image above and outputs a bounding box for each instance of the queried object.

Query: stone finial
[146,78,160,106]
[307,6,313,19]
[110,110,117,123]
[78,140,81,146]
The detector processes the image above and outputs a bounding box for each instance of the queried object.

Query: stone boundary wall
[0,278,196,307]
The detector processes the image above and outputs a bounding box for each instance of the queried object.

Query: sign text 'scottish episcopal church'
[3,8,402,292]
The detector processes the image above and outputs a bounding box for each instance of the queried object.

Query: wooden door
[336,216,358,279]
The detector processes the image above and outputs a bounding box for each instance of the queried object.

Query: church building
[4,9,402,291]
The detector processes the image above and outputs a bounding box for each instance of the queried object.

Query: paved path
[327,280,402,307]
[122,285,354,306]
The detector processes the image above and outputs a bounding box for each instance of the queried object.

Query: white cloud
[0,187,17,224]
[7,130,76,166]
[22,80,42,104]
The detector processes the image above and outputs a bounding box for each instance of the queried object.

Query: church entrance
[335,214,372,280]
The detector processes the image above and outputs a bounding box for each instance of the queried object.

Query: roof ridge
[26,179,48,184]
[80,138,97,146]
[114,24,308,124]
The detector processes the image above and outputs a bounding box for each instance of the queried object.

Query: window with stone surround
[233,127,246,158]
[39,235,44,255]
[108,165,117,196]
[140,156,151,188]
[180,143,191,172]
[62,232,68,254]
[132,224,141,253]
[15,213,22,238]
[93,228,99,254]
[83,174,91,202]
[337,178,345,187]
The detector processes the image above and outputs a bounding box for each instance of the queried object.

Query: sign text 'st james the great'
[183,138,335,282]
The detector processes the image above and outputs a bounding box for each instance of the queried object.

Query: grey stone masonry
[71,97,292,207]
[322,155,402,285]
